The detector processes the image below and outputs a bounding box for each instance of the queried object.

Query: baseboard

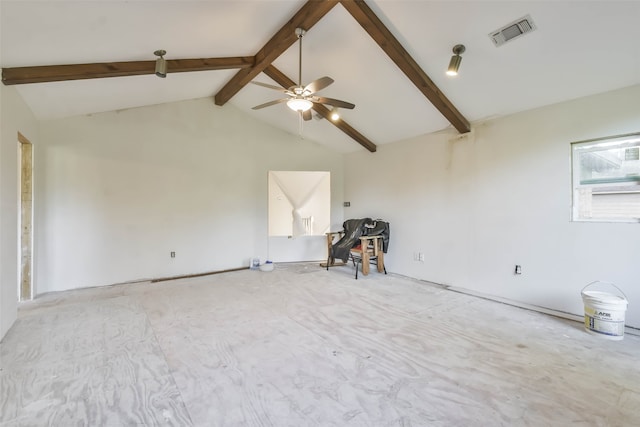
[424,280,640,337]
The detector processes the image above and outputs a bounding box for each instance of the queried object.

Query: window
[572,133,640,222]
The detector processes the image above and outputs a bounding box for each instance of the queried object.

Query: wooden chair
[321,231,346,268]
[349,235,386,279]
[321,231,387,279]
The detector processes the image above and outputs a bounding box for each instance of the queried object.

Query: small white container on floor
[260,261,274,272]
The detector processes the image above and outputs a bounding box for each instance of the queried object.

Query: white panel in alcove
[268,171,330,237]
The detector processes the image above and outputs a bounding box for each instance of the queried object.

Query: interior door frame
[18,131,33,301]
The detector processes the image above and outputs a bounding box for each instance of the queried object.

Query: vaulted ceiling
[2,1,639,153]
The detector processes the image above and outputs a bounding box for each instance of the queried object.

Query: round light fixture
[287,98,313,112]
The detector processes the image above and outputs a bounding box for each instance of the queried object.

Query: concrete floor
[1,263,639,426]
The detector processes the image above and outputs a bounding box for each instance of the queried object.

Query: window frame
[571,132,640,223]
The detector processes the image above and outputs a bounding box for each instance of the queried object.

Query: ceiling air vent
[489,15,536,47]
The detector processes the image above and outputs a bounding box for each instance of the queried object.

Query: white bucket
[581,281,628,340]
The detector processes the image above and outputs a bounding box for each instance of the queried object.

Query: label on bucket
[584,305,626,322]
[584,305,625,337]
[585,316,625,337]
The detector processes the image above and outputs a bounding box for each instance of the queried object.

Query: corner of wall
[0,84,39,341]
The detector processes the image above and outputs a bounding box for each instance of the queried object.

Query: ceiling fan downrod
[295,28,306,90]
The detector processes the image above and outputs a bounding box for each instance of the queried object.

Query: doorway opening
[18,132,33,301]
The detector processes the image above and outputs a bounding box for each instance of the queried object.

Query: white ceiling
[2,1,639,153]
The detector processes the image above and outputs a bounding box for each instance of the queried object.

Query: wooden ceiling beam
[263,64,377,152]
[214,0,339,106]
[340,0,471,134]
[2,57,255,85]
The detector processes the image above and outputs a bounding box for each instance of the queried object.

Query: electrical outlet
[170,251,175,258]
[419,252,425,262]
[515,265,521,275]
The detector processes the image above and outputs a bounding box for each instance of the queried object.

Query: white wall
[0,84,38,341]
[344,85,640,328]
[10,79,639,337]
[35,99,343,294]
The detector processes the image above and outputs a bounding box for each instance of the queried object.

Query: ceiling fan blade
[304,76,334,94]
[302,109,312,121]
[312,96,355,109]
[251,81,289,93]
[252,98,288,110]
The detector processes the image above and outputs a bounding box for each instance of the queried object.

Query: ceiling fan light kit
[446,44,465,76]
[154,49,167,78]
[287,98,313,112]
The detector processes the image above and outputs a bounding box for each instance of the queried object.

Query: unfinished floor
[1,263,639,426]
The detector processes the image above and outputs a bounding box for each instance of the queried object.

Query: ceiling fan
[251,28,355,121]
